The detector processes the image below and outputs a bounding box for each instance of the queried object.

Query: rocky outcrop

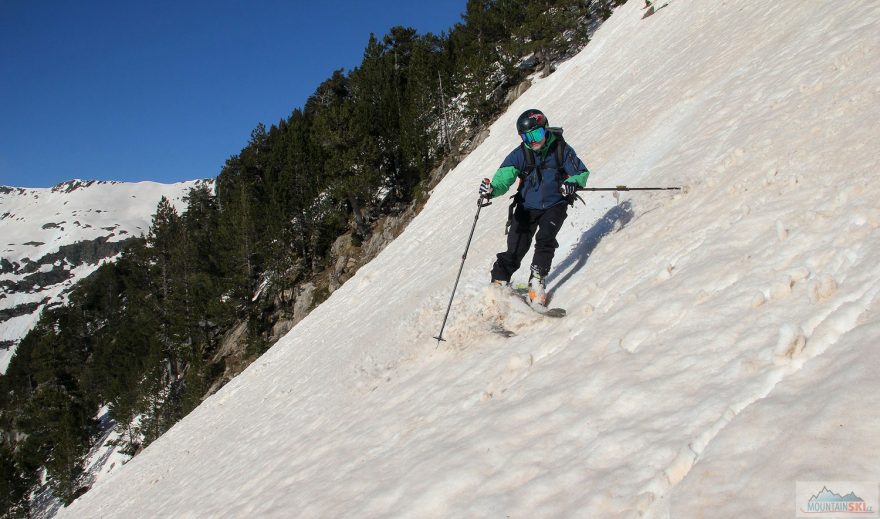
[504,79,532,105]
[1,264,74,294]
[20,236,137,275]
[361,208,418,262]
[293,283,316,325]
[0,258,16,275]
[0,299,50,323]
[1,237,137,296]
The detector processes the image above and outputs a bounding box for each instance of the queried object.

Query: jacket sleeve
[488,148,524,198]
[561,145,591,187]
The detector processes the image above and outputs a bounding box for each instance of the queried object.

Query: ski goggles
[520,126,546,145]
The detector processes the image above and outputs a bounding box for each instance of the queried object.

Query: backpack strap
[506,132,573,232]
[553,131,566,171]
[520,142,536,177]
[548,130,584,206]
[504,144,534,234]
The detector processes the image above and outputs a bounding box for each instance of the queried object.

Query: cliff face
[0,178,210,371]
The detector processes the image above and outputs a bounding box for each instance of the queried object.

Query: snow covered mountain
[62,1,880,517]
[0,179,210,372]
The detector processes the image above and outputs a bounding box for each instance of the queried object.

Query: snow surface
[63,1,880,517]
[0,179,206,371]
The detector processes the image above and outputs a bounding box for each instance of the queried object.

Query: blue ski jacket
[488,134,591,210]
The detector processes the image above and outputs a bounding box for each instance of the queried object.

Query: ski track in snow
[63,1,880,518]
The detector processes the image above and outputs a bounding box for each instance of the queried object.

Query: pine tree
[0,441,31,517]
[216,154,259,305]
[401,33,446,177]
[102,240,160,450]
[147,197,182,316]
[350,33,400,200]
[450,0,509,124]
[281,109,322,272]
[17,383,93,504]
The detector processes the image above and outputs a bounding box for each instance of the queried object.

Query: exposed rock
[205,321,252,395]
[21,236,137,275]
[0,299,50,323]
[212,321,248,364]
[1,265,74,294]
[328,255,348,294]
[468,127,491,153]
[362,209,415,262]
[429,155,461,186]
[0,258,16,275]
[331,233,355,258]
[271,319,295,341]
[333,256,347,279]
[274,288,295,309]
[293,283,316,324]
[50,179,99,194]
[505,79,532,105]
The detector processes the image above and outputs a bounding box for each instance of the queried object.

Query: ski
[513,285,567,318]
[531,306,567,318]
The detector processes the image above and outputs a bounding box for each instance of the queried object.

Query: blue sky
[0,1,465,188]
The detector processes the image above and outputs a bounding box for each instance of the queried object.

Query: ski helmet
[516,109,548,134]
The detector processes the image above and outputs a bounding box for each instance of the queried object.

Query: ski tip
[530,305,567,318]
[546,308,567,318]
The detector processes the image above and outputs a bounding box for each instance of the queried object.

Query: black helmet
[516,109,548,134]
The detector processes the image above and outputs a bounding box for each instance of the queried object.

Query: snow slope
[63,1,880,517]
[0,179,208,372]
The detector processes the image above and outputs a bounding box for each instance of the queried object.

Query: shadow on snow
[548,200,634,292]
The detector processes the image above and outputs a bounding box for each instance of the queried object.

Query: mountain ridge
[0,178,212,370]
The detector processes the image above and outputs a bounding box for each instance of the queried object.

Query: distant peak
[51,179,97,193]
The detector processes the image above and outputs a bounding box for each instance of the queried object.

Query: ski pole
[577,185,682,192]
[434,196,491,345]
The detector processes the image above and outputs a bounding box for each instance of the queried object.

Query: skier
[478,108,591,310]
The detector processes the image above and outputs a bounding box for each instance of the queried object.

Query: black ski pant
[491,202,568,283]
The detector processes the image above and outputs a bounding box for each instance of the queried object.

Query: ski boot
[528,266,548,309]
